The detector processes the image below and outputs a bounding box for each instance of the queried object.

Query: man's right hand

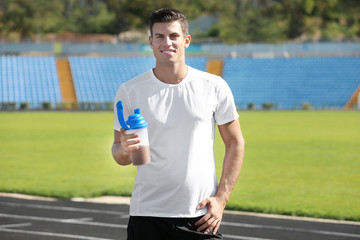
[111,129,140,165]
[119,129,140,154]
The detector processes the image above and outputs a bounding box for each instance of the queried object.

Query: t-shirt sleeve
[214,77,239,125]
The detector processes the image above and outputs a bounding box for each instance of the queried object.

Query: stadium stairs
[207,60,223,76]
[344,85,360,110]
[56,59,77,109]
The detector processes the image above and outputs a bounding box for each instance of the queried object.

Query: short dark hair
[150,8,189,37]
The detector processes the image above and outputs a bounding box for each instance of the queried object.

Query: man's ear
[184,34,191,49]
[149,36,153,49]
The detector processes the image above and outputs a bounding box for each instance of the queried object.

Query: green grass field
[0,111,359,221]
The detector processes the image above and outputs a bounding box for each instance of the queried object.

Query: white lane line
[0,228,116,240]
[224,210,360,226]
[0,213,127,228]
[61,217,93,223]
[0,202,126,216]
[0,218,274,240]
[0,223,32,228]
[222,221,360,238]
[1,213,358,239]
[1,213,359,238]
[222,234,275,240]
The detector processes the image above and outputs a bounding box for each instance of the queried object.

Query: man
[112,8,245,240]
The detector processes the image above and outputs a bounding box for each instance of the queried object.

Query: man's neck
[153,63,188,85]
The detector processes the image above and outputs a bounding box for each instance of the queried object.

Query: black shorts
[127,215,223,240]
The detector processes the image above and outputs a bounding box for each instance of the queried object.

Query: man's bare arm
[195,119,245,234]
[216,119,245,205]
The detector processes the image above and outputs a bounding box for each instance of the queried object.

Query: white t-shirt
[113,66,239,217]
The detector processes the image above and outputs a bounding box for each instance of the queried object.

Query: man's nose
[164,36,172,46]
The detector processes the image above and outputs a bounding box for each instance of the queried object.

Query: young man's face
[149,20,191,67]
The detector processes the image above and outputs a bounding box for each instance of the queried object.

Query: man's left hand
[195,196,226,234]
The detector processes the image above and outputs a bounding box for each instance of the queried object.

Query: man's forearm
[216,136,245,204]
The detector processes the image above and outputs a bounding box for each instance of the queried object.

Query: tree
[62,0,115,34]
[0,0,64,40]
[218,0,288,44]
[0,0,359,43]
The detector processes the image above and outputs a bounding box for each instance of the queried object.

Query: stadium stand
[69,57,156,104]
[1,54,358,110]
[0,56,62,109]
[223,57,360,109]
[68,56,207,104]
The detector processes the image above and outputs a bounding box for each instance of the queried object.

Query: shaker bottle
[116,101,151,165]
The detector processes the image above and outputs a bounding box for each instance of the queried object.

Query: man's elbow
[239,136,245,149]
[233,136,245,163]
[232,135,245,149]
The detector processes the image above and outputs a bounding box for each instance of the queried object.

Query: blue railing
[1,42,359,56]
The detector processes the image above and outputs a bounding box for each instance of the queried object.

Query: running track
[0,194,359,240]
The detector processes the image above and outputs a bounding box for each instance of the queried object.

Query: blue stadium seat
[223,57,360,109]
[2,55,358,110]
[0,56,61,109]
[69,56,207,104]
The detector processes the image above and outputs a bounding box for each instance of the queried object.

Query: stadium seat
[2,55,358,110]
[223,57,360,109]
[68,56,207,104]
[0,56,62,109]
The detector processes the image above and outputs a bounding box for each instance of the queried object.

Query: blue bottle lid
[116,101,148,130]
[126,109,148,129]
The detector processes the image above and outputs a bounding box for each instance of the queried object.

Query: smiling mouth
[161,49,176,54]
